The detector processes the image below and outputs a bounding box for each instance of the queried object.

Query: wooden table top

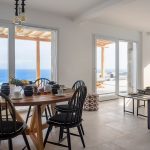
[0,90,74,106]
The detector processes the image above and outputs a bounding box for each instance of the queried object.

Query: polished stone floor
[1,99,150,150]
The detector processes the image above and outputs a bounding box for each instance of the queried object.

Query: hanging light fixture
[14,0,26,25]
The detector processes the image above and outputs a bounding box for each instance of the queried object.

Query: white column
[8,24,15,80]
[51,30,58,82]
[128,41,134,93]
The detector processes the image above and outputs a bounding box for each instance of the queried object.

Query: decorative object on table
[10,77,29,87]
[38,86,44,94]
[49,81,56,85]
[84,94,99,111]
[137,89,145,94]
[24,85,33,97]
[57,88,64,95]
[51,84,60,94]
[33,86,38,95]
[44,84,52,93]
[13,0,26,26]
[1,83,10,96]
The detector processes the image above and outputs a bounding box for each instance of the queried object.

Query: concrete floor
[1,99,150,150]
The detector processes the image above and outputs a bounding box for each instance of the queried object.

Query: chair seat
[55,104,72,111]
[47,113,81,127]
[0,121,26,140]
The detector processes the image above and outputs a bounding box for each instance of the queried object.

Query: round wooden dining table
[11,90,73,150]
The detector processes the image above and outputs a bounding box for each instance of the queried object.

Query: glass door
[96,39,116,96]
[94,37,137,100]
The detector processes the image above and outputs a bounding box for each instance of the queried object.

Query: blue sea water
[0,69,51,83]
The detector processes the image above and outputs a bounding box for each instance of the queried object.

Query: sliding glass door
[96,39,116,95]
[95,37,137,99]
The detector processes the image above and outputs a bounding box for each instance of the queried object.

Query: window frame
[0,22,58,83]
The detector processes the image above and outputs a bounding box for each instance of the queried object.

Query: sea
[0,69,51,84]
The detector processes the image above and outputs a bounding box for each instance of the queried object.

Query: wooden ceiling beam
[0,34,51,42]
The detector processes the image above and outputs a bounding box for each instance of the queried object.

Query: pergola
[96,39,112,78]
[0,27,52,79]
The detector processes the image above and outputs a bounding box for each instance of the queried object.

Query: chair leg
[26,106,32,123]
[22,131,31,150]
[47,105,52,117]
[59,127,64,141]
[44,125,53,147]
[8,139,13,150]
[80,124,85,135]
[66,128,71,150]
[45,108,48,120]
[77,125,85,148]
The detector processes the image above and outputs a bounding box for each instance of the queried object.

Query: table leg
[133,98,134,115]
[29,105,44,150]
[148,101,150,129]
[36,105,44,150]
[123,97,125,113]
[137,100,139,116]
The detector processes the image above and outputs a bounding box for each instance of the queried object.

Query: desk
[11,91,73,150]
[119,93,150,129]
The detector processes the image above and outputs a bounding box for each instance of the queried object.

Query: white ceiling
[1,0,150,31]
[90,0,150,31]
[0,0,102,18]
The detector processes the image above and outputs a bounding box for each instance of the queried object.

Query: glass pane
[40,41,51,80]
[96,40,116,95]
[0,28,8,84]
[119,41,128,93]
[15,39,36,81]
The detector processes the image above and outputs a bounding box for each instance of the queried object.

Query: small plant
[9,76,29,86]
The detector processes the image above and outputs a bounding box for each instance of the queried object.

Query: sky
[97,41,128,72]
[0,38,51,70]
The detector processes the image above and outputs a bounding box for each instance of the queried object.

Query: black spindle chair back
[65,86,87,125]
[72,80,85,90]
[0,92,16,137]
[34,78,50,87]
[0,92,31,149]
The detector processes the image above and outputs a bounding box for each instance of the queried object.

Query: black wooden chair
[25,78,52,123]
[44,86,87,150]
[55,80,86,138]
[0,92,31,150]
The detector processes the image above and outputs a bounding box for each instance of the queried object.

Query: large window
[14,27,55,81]
[0,24,57,84]
[0,27,9,84]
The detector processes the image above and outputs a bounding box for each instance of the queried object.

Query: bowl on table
[1,84,10,96]
[51,84,60,94]
[24,86,33,97]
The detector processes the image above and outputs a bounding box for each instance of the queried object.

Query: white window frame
[0,21,58,83]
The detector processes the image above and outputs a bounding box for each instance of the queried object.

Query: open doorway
[94,37,137,100]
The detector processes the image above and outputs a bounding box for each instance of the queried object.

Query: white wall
[0,3,141,93]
